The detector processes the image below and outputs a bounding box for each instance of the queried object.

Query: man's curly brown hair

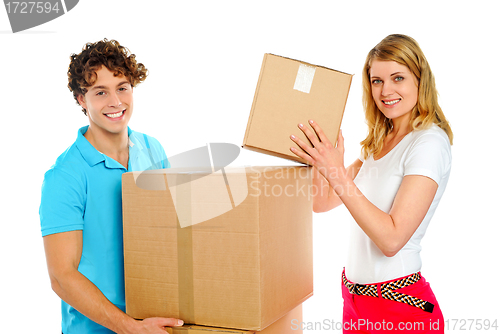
[67,39,148,115]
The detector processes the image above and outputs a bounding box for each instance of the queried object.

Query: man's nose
[108,91,122,107]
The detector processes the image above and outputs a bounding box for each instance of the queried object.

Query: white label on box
[293,64,316,94]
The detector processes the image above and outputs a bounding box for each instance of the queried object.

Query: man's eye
[96,91,105,96]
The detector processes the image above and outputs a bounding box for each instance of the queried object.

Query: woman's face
[370,60,419,123]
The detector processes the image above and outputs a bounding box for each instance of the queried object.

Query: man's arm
[43,230,183,334]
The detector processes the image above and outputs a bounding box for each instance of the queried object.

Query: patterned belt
[342,271,435,313]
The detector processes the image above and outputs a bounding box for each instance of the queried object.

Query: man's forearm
[50,269,139,334]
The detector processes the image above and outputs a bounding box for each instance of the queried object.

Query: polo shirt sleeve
[159,144,170,169]
[403,132,452,186]
[39,167,86,237]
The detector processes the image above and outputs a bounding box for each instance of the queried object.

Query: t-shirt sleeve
[39,168,85,237]
[403,132,452,186]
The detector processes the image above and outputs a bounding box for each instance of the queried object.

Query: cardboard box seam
[268,52,353,76]
[337,74,354,140]
[241,144,308,166]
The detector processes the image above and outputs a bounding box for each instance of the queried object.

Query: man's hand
[128,317,184,334]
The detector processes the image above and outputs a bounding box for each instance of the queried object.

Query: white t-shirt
[345,124,452,284]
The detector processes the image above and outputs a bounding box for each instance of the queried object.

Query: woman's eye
[96,91,105,96]
[372,79,382,84]
[395,76,404,82]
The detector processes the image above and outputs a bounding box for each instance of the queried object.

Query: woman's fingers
[298,122,321,148]
[290,134,316,164]
[290,146,315,165]
[290,121,342,168]
[290,120,330,163]
[308,120,333,147]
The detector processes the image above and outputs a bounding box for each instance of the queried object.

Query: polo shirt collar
[127,129,145,151]
[76,126,138,169]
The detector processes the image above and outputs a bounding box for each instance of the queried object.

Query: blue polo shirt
[39,126,169,334]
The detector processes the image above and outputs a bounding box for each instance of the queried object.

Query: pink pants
[342,271,444,333]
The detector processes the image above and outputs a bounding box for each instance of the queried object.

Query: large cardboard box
[243,53,353,164]
[166,304,303,334]
[122,166,313,330]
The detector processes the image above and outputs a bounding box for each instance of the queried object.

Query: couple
[40,35,452,333]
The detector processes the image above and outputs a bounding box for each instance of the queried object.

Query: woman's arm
[291,120,438,257]
[312,159,363,213]
[331,173,437,257]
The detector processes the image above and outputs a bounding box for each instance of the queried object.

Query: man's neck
[84,126,129,163]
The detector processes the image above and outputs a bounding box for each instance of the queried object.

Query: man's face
[77,66,133,136]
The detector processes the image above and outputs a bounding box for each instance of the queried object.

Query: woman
[290,34,452,333]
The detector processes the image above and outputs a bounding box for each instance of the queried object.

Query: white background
[1,1,499,333]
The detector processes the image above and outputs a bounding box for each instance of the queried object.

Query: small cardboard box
[243,53,353,164]
[122,166,313,330]
[166,304,303,334]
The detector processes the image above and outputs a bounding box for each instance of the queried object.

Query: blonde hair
[360,34,453,159]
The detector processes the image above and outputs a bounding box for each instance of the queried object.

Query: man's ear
[77,93,87,110]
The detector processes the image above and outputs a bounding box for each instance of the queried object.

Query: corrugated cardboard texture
[243,53,353,164]
[122,167,313,330]
[166,304,303,334]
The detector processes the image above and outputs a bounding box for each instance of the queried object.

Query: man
[39,39,183,333]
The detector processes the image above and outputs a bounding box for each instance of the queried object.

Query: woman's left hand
[290,120,346,186]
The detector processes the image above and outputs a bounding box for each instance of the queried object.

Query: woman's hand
[290,120,346,187]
